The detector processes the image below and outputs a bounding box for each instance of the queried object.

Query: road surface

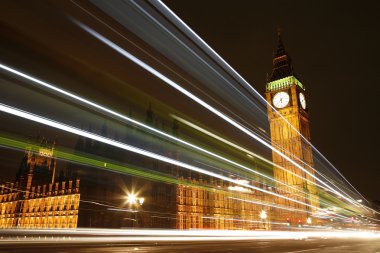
[1,238,380,252]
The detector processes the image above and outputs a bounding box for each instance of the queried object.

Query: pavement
[1,238,380,253]
[1,229,380,253]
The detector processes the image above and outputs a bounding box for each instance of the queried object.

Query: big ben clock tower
[265,32,319,223]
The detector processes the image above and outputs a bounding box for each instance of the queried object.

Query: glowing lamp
[259,210,267,220]
[127,193,137,204]
[138,197,145,205]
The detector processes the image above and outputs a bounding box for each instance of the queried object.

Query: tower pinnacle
[269,31,295,82]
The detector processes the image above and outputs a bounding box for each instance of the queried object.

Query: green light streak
[0,134,369,220]
[0,135,318,216]
[0,135,178,185]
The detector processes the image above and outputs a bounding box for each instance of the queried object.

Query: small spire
[274,27,286,58]
[268,29,296,82]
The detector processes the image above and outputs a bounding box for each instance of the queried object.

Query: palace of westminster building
[0,137,80,229]
[0,34,318,230]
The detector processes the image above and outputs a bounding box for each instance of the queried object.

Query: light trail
[131,0,348,201]
[0,49,370,220]
[0,103,332,214]
[0,134,338,221]
[1,228,380,242]
[74,0,369,213]
[157,0,369,211]
[228,197,312,215]
[70,2,368,213]
[71,0,276,175]
[171,114,332,207]
[0,62,320,209]
[127,0,272,141]
[227,197,349,221]
[0,0,373,229]
[74,21,362,209]
[152,0,367,205]
[202,216,290,226]
[1,15,372,223]
[0,176,336,224]
[0,63,275,183]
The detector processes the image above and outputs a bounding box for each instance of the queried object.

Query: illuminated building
[265,32,319,224]
[0,137,80,229]
[0,32,321,230]
[175,33,322,230]
[69,105,273,230]
[0,34,321,230]
[176,177,272,230]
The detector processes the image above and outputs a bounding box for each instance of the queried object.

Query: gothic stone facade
[176,177,273,230]
[0,140,80,229]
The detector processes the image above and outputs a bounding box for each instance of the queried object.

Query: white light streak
[0,62,317,209]
[154,0,367,205]
[229,197,312,215]
[1,228,380,242]
[227,185,251,193]
[0,103,325,213]
[75,22,347,203]
[171,114,323,204]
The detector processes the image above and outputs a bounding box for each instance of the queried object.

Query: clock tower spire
[265,32,319,225]
[268,30,296,82]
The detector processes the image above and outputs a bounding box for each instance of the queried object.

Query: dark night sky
[164,0,380,201]
[0,0,379,203]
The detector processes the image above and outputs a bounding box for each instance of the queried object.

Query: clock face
[272,92,290,109]
[299,92,306,109]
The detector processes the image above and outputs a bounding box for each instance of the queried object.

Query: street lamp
[127,193,137,205]
[138,197,145,205]
[126,193,145,228]
[259,210,268,230]
[259,210,267,220]
[126,193,145,206]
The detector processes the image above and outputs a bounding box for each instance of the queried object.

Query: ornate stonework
[0,139,80,229]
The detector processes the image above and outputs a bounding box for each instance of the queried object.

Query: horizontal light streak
[74,22,360,208]
[228,197,349,221]
[202,216,289,226]
[1,228,380,241]
[1,19,372,219]
[173,117,355,209]
[0,29,363,215]
[229,197,311,215]
[2,54,367,221]
[154,0,367,205]
[172,115,325,205]
[0,62,319,211]
[152,0,363,206]
[0,103,325,213]
[0,134,348,222]
[0,63,283,191]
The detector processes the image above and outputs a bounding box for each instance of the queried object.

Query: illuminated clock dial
[299,92,306,109]
[272,92,290,109]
